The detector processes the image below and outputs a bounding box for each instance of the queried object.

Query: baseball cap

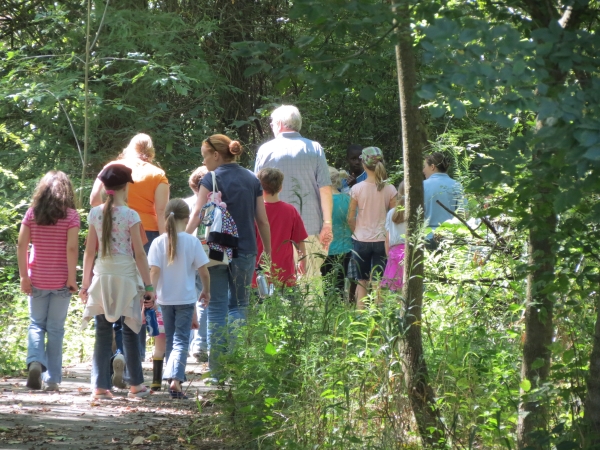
[360,147,384,167]
[98,164,134,188]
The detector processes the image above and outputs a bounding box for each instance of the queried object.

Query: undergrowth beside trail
[202,220,594,449]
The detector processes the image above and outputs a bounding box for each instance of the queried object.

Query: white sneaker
[112,354,127,389]
[43,382,59,392]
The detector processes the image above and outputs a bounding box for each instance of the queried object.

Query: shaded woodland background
[2,0,600,448]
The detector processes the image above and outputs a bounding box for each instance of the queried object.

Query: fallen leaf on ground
[131,436,145,445]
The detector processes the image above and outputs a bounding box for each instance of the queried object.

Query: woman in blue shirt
[423,152,465,250]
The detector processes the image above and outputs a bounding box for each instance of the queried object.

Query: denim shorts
[350,239,387,280]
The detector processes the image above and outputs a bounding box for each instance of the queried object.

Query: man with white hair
[254,105,333,280]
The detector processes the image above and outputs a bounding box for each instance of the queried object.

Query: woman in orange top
[90,133,170,388]
[91,134,169,250]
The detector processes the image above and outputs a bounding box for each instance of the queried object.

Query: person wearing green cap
[347,147,397,308]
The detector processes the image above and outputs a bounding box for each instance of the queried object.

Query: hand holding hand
[319,224,333,251]
[143,292,156,309]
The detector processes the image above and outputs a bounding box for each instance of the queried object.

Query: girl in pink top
[348,147,397,308]
[17,171,80,391]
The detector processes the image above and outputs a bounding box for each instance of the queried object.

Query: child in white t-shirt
[148,198,210,399]
[382,182,406,292]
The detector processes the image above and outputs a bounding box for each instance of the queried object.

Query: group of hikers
[17,104,464,398]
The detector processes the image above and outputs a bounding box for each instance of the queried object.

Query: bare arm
[17,224,32,295]
[90,178,104,207]
[80,225,98,302]
[186,186,209,234]
[297,240,307,275]
[348,197,358,233]
[66,227,80,292]
[150,266,160,291]
[388,196,397,211]
[255,196,271,256]
[154,183,169,234]
[318,185,334,249]
[197,265,210,307]
[385,232,390,256]
[131,222,154,296]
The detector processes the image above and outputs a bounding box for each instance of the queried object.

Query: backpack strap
[210,171,218,195]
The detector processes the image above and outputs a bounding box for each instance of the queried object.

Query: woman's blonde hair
[392,181,406,224]
[101,183,127,257]
[120,133,155,162]
[328,166,348,191]
[165,198,191,264]
[363,160,387,192]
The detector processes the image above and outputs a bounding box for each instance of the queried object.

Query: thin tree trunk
[79,0,92,208]
[517,190,556,447]
[584,294,600,443]
[393,2,444,446]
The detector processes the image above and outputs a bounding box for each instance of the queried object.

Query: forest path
[0,358,222,450]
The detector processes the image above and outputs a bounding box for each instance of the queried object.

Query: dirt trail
[0,359,222,450]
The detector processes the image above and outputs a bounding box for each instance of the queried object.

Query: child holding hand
[17,171,80,391]
[80,164,154,400]
[148,199,210,399]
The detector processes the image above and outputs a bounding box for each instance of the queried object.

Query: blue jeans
[190,273,207,353]
[92,314,144,390]
[26,287,71,384]
[207,253,256,379]
[161,304,195,382]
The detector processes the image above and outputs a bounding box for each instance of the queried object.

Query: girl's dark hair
[425,152,450,173]
[203,134,243,162]
[165,198,191,264]
[101,183,127,257]
[31,171,76,226]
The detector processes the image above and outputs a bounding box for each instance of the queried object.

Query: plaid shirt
[255,132,331,236]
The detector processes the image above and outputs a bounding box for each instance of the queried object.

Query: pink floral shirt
[88,205,141,257]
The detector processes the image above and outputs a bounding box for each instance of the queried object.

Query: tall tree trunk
[584,294,600,443]
[514,0,589,443]
[517,175,556,446]
[393,3,444,447]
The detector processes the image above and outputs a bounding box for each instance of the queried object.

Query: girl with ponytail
[347,147,397,308]
[80,164,154,399]
[148,199,210,398]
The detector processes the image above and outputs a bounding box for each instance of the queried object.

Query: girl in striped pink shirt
[17,171,80,391]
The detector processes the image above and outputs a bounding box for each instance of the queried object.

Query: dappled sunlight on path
[0,358,221,449]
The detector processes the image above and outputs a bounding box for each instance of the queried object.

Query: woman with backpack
[187,134,271,384]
